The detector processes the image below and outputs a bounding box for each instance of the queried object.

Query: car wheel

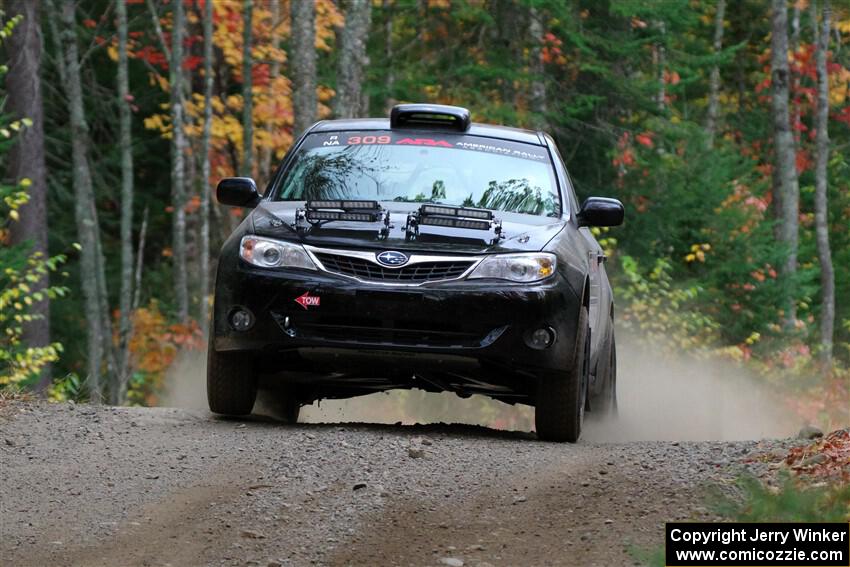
[535,305,590,442]
[596,331,618,419]
[207,333,258,416]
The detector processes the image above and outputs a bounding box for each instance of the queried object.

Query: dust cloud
[160,334,802,442]
[582,337,798,442]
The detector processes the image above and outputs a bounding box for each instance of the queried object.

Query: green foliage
[616,254,720,352]
[0,246,67,386]
[0,12,67,388]
[713,473,850,523]
[636,473,850,566]
[630,544,665,567]
[47,372,86,403]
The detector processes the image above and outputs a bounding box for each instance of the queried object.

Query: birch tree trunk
[291,0,317,135]
[241,0,254,178]
[813,0,835,362]
[382,0,395,113]
[528,6,546,128]
[334,0,372,118]
[5,0,52,390]
[199,0,214,336]
[114,0,135,403]
[260,0,283,181]
[770,0,800,327]
[170,0,189,322]
[705,0,725,148]
[790,1,802,151]
[58,0,109,401]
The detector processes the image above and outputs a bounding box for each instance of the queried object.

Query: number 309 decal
[346,135,391,145]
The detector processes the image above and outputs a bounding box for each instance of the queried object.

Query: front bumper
[212,260,582,382]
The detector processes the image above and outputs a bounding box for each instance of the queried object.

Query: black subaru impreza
[209,104,623,442]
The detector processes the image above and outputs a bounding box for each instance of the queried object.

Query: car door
[547,136,607,355]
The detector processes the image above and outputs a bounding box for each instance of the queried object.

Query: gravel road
[0,399,803,567]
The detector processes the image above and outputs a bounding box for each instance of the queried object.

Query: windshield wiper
[295,199,392,239]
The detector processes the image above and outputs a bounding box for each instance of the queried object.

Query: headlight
[468,253,556,283]
[239,236,317,270]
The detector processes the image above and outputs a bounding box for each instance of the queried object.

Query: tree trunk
[770,0,800,327]
[528,6,546,128]
[58,0,109,402]
[334,0,372,118]
[705,0,726,148]
[655,21,666,112]
[4,0,51,390]
[260,0,283,181]
[492,0,520,107]
[114,0,134,404]
[291,0,317,135]
[382,0,395,113]
[199,0,214,337]
[170,0,189,322]
[132,207,149,313]
[241,0,254,178]
[790,1,802,151]
[813,0,834,363]
[94,207,116,389]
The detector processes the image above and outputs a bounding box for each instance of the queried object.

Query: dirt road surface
[0,400,799,567]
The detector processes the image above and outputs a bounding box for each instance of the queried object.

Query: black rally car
[209,104,623,442]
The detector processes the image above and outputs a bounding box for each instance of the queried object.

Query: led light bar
[306,210,380,223]
[306,200,380,211]
[419,216,491,231]
[420,204,493,220]
[342,200,380,209]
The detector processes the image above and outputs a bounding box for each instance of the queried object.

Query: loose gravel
[0,401,805,567]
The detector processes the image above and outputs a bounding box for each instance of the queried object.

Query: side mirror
[216,177,260,208]
[577,197,624,228]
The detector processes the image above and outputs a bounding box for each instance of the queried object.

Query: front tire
[207,334,258,416]
[535,306,590,442]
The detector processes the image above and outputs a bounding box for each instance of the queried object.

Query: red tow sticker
[294,292,320,310]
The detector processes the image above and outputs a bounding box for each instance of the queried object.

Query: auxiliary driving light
[229,308,255,331]
[528,327,556,350]
[420,204,493,220]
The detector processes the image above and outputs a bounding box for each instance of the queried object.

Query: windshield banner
[302,131,550,162]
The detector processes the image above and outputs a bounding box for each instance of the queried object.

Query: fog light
[229,308,254,331]
[528,327,555,349]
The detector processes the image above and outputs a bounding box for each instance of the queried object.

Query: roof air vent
[390,103,471,132]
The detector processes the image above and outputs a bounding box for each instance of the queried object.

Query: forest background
[1,0,848,429]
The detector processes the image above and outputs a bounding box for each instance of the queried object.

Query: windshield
[273,131,561,217]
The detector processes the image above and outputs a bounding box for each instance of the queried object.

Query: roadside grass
[635,471,850,566]
[0,386,33,412]
[631,544,665,567]
[711,473,850,522]
[0,385,32,402]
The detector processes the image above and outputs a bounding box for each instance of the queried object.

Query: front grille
[314,252,474,284]
[271,312,508,349]
[297,323,483,348]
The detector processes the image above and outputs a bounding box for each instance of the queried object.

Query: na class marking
[376,251,409,267]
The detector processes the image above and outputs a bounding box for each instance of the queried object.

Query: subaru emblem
[376,250,409,267]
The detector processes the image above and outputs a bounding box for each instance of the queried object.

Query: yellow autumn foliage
[145,0,342,181]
